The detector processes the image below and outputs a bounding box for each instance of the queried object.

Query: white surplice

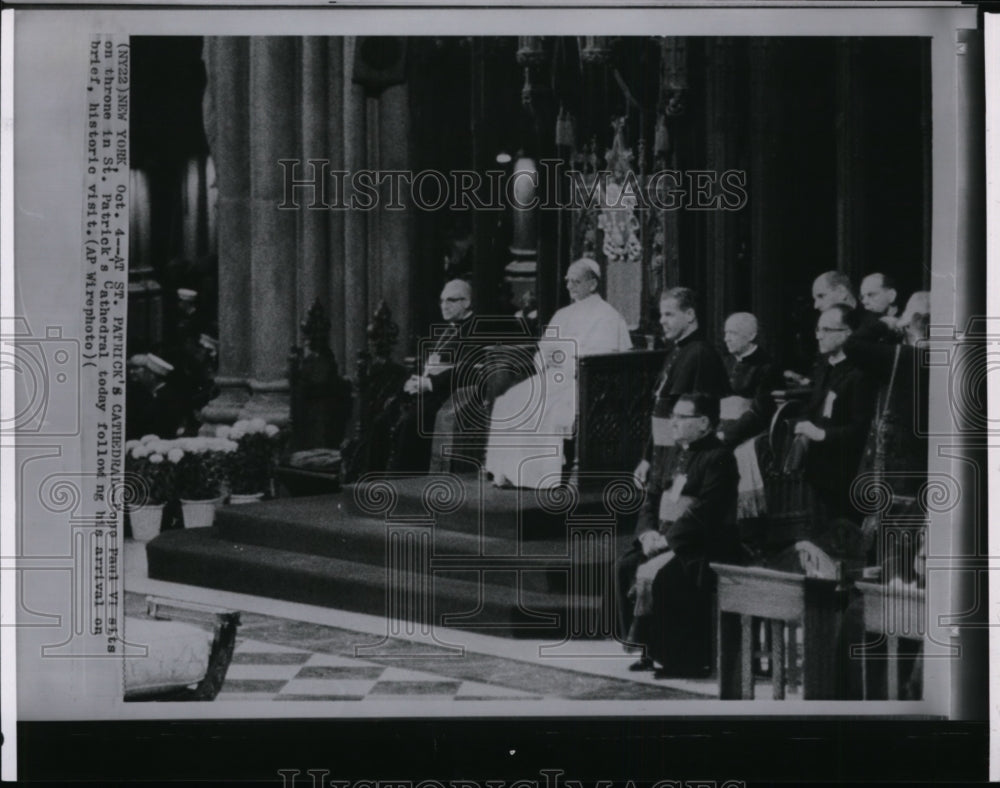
[484,294,632,489]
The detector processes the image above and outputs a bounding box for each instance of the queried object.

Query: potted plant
[173,436,238,527]
[124,435,176,542]
[218,419,283,503]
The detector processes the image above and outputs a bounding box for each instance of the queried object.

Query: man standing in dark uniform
[620,393,741,677]
[632,287,730,485]
[719,311,781,448]
[793,304,877,524]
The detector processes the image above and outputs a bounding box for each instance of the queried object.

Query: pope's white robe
[484,294,632,489]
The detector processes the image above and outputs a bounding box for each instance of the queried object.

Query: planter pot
[129,503,165,542]
[229,491,266,505]
[180,496,225,529]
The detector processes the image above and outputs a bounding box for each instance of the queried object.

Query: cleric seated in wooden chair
[619,393,743,679]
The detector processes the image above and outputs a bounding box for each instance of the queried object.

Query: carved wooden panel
[577,349,667,474]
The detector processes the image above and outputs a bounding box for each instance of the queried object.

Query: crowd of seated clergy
[307,256,930,691]
[612,270,930,686]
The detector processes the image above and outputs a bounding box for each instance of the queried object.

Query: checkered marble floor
[219,637,545,702]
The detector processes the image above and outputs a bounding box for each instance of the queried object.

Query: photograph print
[116,27,984,712]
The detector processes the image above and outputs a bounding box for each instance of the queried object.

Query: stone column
[343,37,369,377]
[378,81,412,352]
[326,37,347,367]
[201,35,409,428]
[201,36,252,424]
[240,37,298,424]
[297,37,332,332]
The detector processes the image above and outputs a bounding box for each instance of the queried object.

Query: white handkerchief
[822,390,837,419]
[659,494,694,522]
[651,416,675,446]
[720,395,753,421]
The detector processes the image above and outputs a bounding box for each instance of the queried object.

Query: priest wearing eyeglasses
[619,392,741,678]
[793,304,877,522]
[392,278,477,472]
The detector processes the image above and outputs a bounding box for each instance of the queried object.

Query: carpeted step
[215,496,631,566]
[340,475,642,541]
[146,527,618,640]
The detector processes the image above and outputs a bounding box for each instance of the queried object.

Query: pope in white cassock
[485,258,633,489]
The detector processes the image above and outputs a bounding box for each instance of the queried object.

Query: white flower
[140,434,160,444]
[167,448,184,463]
[249,418,267,432]
[150,440,171,455]
[230,425,246,440]
[264,424,279,438]
[215,425,231,440]
[125,440,139,452]
[149,453,164,464]
[131,445,150,459]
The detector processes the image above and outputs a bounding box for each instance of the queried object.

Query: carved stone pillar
[343,37,369,377]
[326,37,347,367]
[377,80,413,351]
[298,37,332,332]
[201,35,413,427]
[243,37,298,424]
[201,36,252,423]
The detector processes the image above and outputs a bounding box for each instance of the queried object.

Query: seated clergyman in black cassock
[619,392,742,679]
[391,278,477,472]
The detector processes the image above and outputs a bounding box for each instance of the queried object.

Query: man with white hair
[485,258,632,489]
[720,312,780,448]
[392,278,477,472]
[719,312,782,538]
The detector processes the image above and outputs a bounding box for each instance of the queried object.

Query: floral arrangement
[125,436,176,506]
[216,419,283,495]
[171,435,239,500]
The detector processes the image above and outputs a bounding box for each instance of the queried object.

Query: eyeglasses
[565,277,589,285]
[440,297,469,303]
[672,413,703,420]
[815,327,849,335]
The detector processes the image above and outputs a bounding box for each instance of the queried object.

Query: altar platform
[146,473,639,641]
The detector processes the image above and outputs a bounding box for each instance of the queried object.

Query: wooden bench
[854,581,925,700]
[712,562,848,699]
